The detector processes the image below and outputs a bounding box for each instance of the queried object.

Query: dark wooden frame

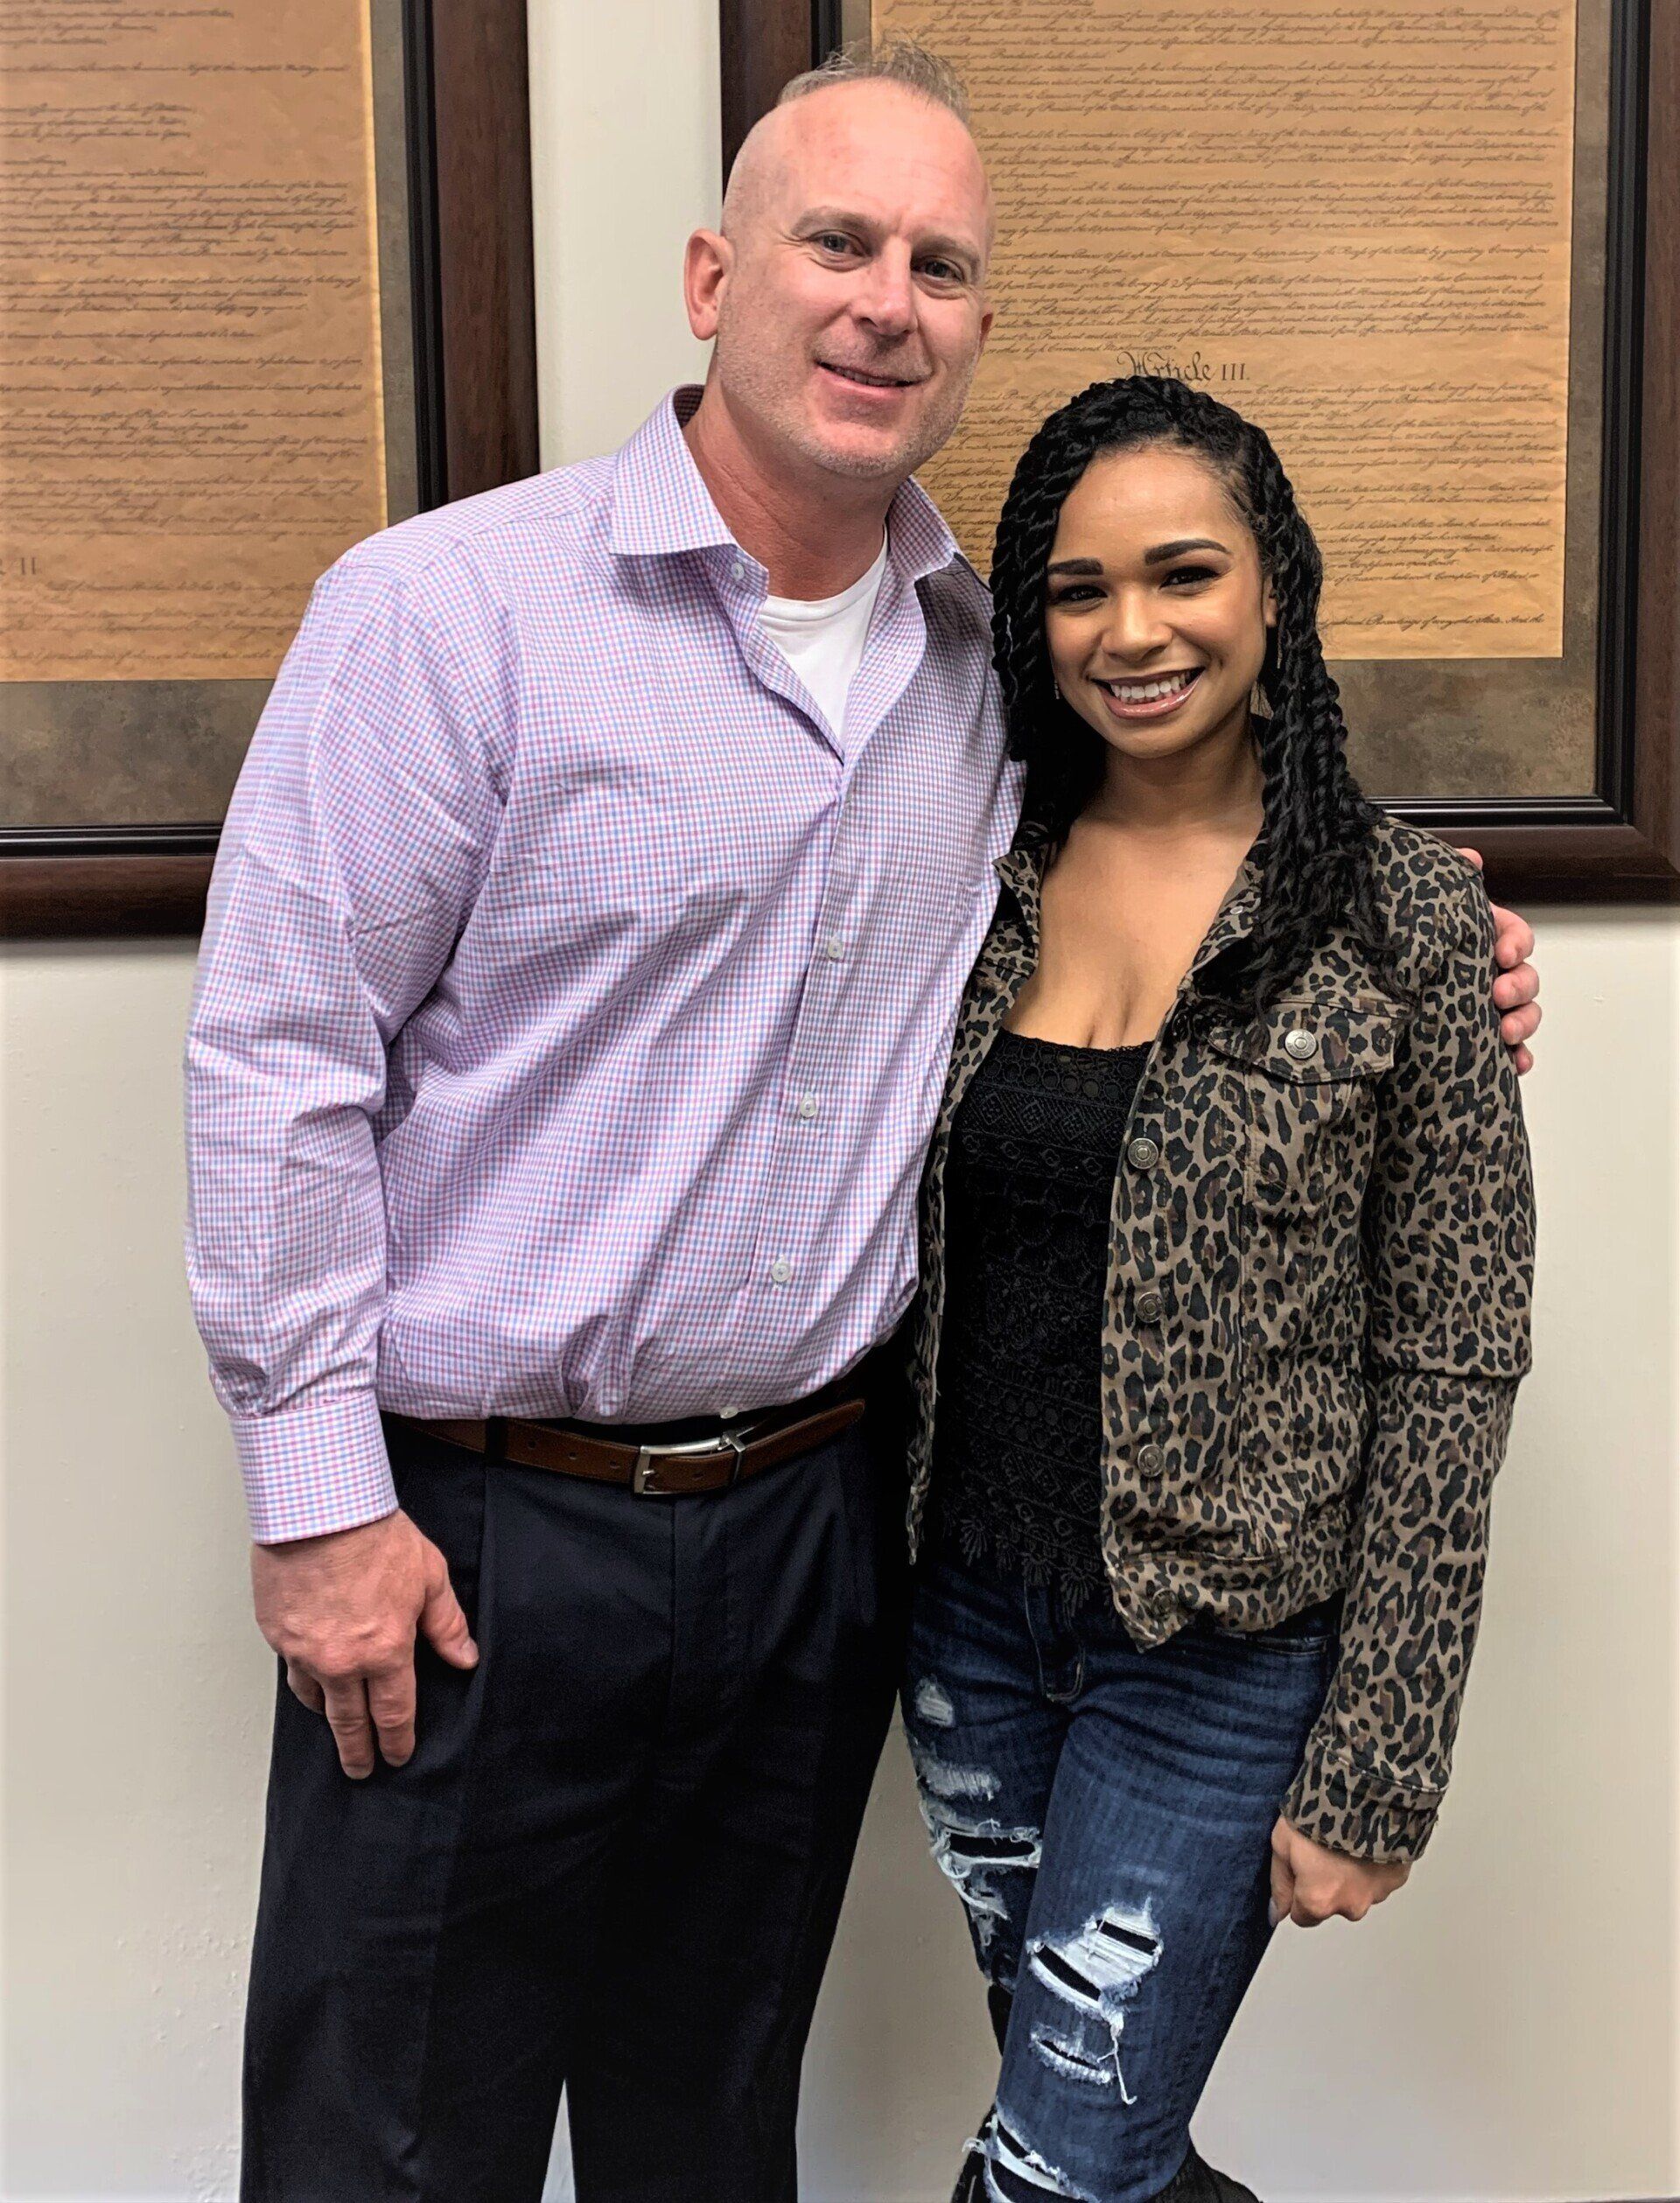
[721,0,1680,903]
[0,0,539,939]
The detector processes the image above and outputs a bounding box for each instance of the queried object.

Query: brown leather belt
[388,1380,867,1497]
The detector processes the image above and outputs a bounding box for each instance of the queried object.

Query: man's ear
[683,227,732,342]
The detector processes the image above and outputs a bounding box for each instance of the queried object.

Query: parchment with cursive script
[0,0,388,685]
[872,0,1578,664]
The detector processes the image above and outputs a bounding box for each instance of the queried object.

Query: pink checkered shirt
[186,388,1022,1542]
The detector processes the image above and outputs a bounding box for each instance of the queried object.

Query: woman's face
[1042,443,1275,770]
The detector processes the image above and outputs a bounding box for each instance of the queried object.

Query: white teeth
[1102,670,1198,703]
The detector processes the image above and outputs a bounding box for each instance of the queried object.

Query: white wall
[3,3,1676,2196]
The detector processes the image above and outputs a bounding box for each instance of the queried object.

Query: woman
[901,376,1535,2203]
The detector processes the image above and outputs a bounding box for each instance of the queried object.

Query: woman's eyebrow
[1144,537,1228,563]
[1045,556,1104,577]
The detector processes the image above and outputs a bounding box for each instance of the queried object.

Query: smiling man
[186,39,1541,2203]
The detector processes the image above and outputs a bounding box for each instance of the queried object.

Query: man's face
[696,84,994,486]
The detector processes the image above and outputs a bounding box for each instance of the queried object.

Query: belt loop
[483,1416,508,1462]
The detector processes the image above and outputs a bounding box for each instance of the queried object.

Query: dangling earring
[1052,675,1062,702]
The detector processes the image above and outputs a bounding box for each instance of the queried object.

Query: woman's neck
[1082,713,1265,845]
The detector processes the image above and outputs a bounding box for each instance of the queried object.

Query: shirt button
[1149,1587,1176,1617]
[796,1094,819,1119]
[823,934,845,960]
[768,1258,792,1285]
[1136,1290,1163,1322]
[1101,1344,1119,1376]
[1284,1027,1318,1060]
[719,1402,742,1419]
[1138,1442,1166,1476]
[732,560,746,583]
[1127,1136,1160,1171]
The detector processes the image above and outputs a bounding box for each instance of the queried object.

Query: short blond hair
[776,34,971,128]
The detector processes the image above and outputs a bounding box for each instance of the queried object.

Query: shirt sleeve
[184,547,506,1543]
[1282,878,1535,1864]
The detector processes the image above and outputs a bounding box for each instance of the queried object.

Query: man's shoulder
[917,543,996,652]
[320,452,616,617]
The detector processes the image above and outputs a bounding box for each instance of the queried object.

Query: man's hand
[250,1509,479,1779]
[1269,1815,1409,1927]
[1454,846,1541,1074]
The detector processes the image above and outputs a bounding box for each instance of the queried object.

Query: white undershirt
[757,532,889,752]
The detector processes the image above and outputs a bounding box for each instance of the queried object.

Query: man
[186,39,1541,2202]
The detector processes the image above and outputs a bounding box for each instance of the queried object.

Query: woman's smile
[1044,444,1274,773]
[1089,666,1204,721]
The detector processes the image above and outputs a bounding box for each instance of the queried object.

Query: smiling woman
[1044,481,1270,743]
[900,371,1536,2203]
[993,378,1394,1031]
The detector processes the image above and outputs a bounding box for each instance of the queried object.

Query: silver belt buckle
[632,1417,760,1496]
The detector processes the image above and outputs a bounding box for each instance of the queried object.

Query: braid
[989,374,1397,1018]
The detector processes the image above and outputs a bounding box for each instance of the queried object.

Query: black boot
[1152,2143,1262,2202]
[950,2144,989,2202]
[955,2132,1257,2203]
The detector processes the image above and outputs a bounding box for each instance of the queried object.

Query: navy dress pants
[240,1402,907,2202]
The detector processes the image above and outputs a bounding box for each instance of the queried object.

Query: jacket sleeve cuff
[1283,1740,1442,1866]
[231,1392,399,1544]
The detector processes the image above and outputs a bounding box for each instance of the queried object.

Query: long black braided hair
[990,374,1397,1019]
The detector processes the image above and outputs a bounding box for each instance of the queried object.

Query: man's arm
[186,545,504,1770]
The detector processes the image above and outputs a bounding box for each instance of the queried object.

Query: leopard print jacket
[905,815,1535,1864]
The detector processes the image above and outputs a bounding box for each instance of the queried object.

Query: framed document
[723,0,1677,899]
[0,0,538,935]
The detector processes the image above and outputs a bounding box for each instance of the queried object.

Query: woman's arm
[1279,878,1536,1865]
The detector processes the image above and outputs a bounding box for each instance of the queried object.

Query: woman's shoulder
[1363,813,1494,980]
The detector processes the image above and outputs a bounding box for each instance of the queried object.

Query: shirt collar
[609,386,968,589]
[609,387,738,557]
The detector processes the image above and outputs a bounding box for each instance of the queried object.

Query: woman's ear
[1263,582,1278,630]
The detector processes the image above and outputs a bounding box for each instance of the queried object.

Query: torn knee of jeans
[920,1795,1041,1958]
[909,1734,999,1803]
[974,2106,1098,2201]
[913,1672,956,1728]
[1026,1900,1164,2103]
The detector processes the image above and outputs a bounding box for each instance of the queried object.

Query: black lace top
[930,1027,1152,1605]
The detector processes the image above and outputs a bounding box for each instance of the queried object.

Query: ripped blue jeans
[905,1550,1340,2203]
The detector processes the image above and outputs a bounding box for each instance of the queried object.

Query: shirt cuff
[231,1391,399,1544]
[1283,1739,1442,1866]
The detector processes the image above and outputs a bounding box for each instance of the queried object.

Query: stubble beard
[715,317,980,488]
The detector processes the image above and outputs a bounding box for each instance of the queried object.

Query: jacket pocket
[1203,997,1400,1226]
[1197,997,1403,1550]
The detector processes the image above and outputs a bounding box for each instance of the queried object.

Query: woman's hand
[1268,1815,1409,1927]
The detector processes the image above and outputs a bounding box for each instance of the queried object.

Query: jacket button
[1138,1442,1165,1476]
[1136,1290,1163,1322]
[1284,1028,1318,1060]
[1127,1136,1160,1171]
